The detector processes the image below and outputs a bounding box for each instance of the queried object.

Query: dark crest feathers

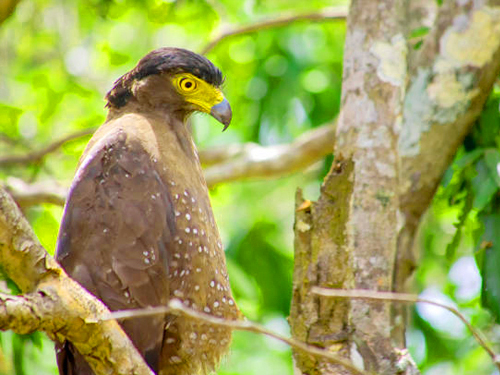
[105,47,224,108]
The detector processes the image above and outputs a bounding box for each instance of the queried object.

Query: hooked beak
[210,98,232,131]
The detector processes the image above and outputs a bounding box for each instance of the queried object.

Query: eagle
[54,47,240,375]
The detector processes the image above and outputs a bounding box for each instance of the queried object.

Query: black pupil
[184,81,193,89]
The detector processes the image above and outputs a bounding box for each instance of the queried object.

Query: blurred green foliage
[415,86,500,375]
[0,0,344,373]
[0,1,500,375]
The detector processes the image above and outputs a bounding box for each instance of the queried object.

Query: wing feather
[55,129,175,374]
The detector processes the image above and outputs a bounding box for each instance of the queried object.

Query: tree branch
[199,143,261,167]
[312,287,500,370]
[203,122,336,186]
[400,1,500,223]
[201,7,347,55]
[0,187,154,375]
[105,299,371,375]
[0,188,57,292]
[0,128,95,167]
[0,183,371,375]
[394,2,500,341]
[291,0,411,372]
[0,0,21,25]
[2,122,336,207]
[3,177,67,208]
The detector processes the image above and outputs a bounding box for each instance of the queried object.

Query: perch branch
[106,299,371,375]
[0,187,153,375]
[0,286,153,375]
[201,7,347,54]
[312,287,500,369]
[0,185,371,375]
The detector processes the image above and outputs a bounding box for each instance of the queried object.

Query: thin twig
[201,7,348,54]
[105,299,371,375]
[312,287,500,369]
[0,128,95,167]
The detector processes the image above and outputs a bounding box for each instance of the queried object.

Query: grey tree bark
[290,1,500,374]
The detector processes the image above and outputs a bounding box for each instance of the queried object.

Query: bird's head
[105,47,232,130]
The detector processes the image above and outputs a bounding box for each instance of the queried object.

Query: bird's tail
[55,341,95,375]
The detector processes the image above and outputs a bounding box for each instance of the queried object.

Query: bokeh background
[1,0,500,374]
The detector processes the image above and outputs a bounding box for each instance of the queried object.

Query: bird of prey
[55,47,240,375]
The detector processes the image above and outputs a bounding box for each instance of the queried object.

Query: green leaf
[471,159,498,211]
[12,334,26,375]
[454,148,484,170]
[474,96,500,148]
[483,148,500,186]
[0,104,24,137]
[478,213,500,323]
[227,221,293,316]
[445,181,473,261]
[409,26,430,39]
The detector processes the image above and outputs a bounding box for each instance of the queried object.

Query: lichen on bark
[290,157,355,374]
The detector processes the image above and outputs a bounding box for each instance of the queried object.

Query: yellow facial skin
[171,73,225,113]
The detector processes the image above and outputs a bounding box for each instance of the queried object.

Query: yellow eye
[179,77,197,92]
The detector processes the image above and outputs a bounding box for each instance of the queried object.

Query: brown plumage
[55,47,240,375]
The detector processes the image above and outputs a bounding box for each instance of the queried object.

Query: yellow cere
[172,73,225,114]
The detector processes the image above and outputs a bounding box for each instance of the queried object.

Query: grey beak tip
[210,98,232,130]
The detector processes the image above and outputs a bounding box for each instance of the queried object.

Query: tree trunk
[290,1,500,374]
